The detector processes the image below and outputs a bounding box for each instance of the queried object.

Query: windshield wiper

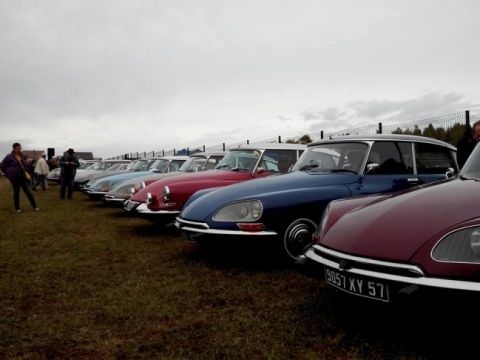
[460,174,479,181]
[330,169,358,174]
[299,164,319,171]
[216,164,230,169]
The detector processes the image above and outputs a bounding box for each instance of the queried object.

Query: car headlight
[212,200,263,222]
[146,192,154,205]
[163,186,171,202]
[432,226,480,264]
[131,182,145,195]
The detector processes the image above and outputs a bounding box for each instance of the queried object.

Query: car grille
[175,217,209,230]
[312,245,424,278]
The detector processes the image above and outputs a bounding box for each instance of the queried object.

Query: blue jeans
[60,177,74,199]
[9,176,37,210]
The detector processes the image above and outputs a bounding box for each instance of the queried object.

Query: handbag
[16,157,32,181]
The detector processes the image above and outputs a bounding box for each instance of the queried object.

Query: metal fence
[109,110,480,159]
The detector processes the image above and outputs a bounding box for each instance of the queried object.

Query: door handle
[407,178,419,184]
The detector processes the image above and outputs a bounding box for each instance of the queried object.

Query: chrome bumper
[104,195,126,203]
[136,203,180,215]
[305,244,480,292]
[175,217,278,236]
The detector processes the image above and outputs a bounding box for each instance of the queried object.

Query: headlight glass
[212,200,263,222]
[432,226,480,264]
[163,186,171,202]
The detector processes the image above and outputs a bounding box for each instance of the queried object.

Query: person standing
[457,120,480,168]
[59,148,79,199]
[0,142,39,213]
[33,153,49,191]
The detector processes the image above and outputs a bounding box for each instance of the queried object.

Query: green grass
[0,177,478,359]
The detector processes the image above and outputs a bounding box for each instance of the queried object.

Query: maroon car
[304,144,480,302]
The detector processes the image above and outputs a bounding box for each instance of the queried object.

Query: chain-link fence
[109,110,480,159]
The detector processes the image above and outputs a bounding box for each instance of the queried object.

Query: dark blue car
[175,135,458,262]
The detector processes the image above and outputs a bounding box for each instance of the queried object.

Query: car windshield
[291,142,368,174]
[180,156,207,172]
[150,159,170,172]
[216,150,261,172]
[460,144,480,180]
[129,160,150,171]
[167,160,185,172]
[106,163,126,171]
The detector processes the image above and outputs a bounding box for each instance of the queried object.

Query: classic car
[83,156,188,200]
[175,135,458,261]
[104,152,225,204]
[302,142,480,302]
[124,143,306,224]
[73,159,132,188]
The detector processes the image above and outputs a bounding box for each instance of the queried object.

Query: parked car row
[70,134,480,303]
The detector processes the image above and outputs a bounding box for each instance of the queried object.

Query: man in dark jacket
[59,148,80,199]
[457,120,480,168]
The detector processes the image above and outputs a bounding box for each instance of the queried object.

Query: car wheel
[282,218,317,262]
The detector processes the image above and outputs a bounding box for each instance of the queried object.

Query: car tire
[282,218,317,263]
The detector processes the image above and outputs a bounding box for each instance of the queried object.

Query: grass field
[0,176,478,359]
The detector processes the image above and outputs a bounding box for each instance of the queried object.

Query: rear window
[414,143,456,174]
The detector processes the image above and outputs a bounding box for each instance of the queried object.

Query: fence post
[278,136,281,143]
[222,143,225,151]
[136,152,139,158]
[152,150,155,157]
[466,110,470,128]
[187,147,190,156]
[162,150,164,157]
[203,145,205,152]
[174,149,176,156]
[144,151,146,158]
[377,122,383,134]
[321,131,324,139]
[247,140,249,145]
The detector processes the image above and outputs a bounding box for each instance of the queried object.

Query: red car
[124,143,306,224]
[304,144,480,302]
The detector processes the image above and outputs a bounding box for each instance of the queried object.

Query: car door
[414,142,458,183]
[350,141,417,195]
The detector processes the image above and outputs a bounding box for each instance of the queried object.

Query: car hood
[320,179,480,262]
[181,171,360,221]
[108,171,184,195]
[94,170,154,187]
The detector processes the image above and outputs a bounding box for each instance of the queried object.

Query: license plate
[124,200,139,211]
[324,267,390,302]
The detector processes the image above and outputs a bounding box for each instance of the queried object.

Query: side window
[168,160,184,172]
[262,150,298,173]
[204,157,222,170]
[415,143,456,174]
[367,142,413,175]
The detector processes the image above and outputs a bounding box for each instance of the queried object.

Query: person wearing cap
[0,142,39,213]
[33,153,49,191]
[59,148,80,199]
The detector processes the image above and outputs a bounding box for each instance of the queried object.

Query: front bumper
[104,194,128,204]
[305,244,480,292]
[131,203,180,224]
[86,190,108,200]
[175,217,278,240]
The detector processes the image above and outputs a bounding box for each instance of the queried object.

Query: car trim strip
[306,246,480,292]
[176,223,278,236]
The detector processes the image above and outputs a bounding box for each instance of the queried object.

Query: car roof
[189,151,226,157]
[309,134,456,150]
[231,143,306,151]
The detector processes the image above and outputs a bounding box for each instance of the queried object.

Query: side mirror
[445,167,456,179]
[365,163,380,174]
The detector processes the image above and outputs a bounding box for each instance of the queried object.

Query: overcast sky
[1,0,479,158]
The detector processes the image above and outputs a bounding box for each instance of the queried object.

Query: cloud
[304,91,475,135]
